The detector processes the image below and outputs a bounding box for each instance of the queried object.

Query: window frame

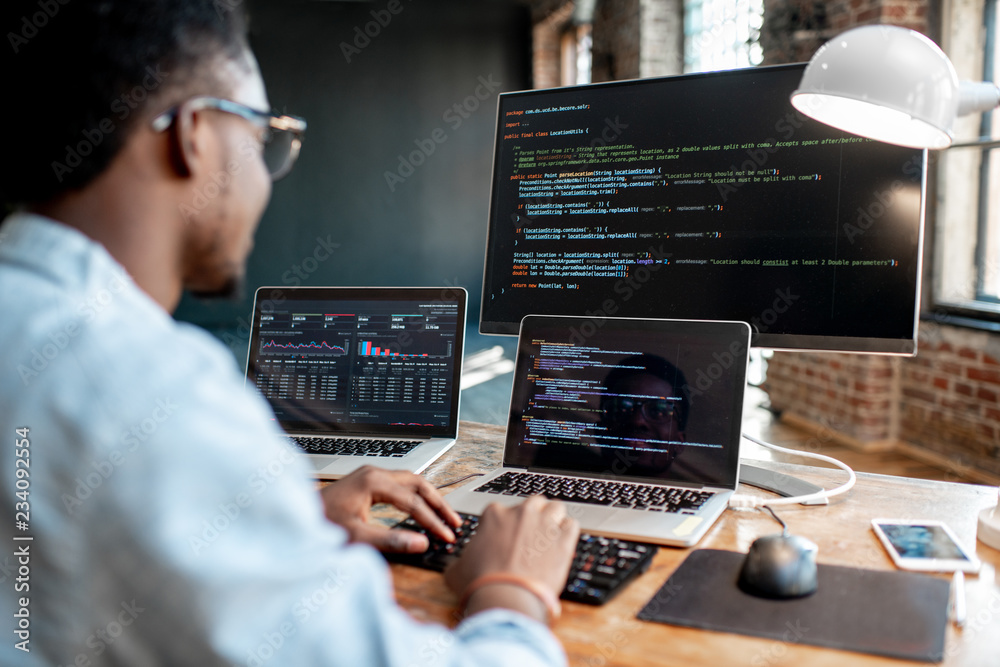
[974,0,999,306]
[926,0,1000,329]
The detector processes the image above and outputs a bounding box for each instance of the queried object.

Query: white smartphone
[871,519,981,573]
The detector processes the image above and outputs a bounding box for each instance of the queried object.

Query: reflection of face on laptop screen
[598,355,688,474]
[246,292,464,437]
[506,317,747,487]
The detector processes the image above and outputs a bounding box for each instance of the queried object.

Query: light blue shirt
[0,213,565,667]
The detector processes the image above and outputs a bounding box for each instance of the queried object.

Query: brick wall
[760,0,935,65]
[765,353,898,446]
[766,323,1000,481]
[590,0,683,82]
[532,0,680,86]
[826,0,930,32]
[532,1,576,89]
[638,0,683,77]
[760,0,832,64]
[592,0,641,81]
[899,324,1000,478]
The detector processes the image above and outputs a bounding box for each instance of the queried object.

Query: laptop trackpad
[311,455,342,472]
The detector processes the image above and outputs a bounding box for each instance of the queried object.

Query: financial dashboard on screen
[480,64,926,354]
[245,288,465,435]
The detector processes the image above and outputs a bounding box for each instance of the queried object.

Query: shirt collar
[0,212,134,291]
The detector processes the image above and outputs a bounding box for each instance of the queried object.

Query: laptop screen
[246,287,466,437]
[505,315,748,487]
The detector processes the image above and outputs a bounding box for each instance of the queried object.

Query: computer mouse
[738,534,819,599]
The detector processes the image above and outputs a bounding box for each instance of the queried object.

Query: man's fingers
[328,467,460,545]
[419,483,463,529]
[349,522,430,554]
[521,494,548,511]
[368,471,458,542]
[406,497,456,543]
[559,514,581,549]
[384,528,430,554]
[540,497,568,523]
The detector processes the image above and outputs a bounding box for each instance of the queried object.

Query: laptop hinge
[524,467,707,490]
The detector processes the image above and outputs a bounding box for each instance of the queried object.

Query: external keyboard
[290,436,420,457]
[474,471,714,514]
[385,512,657,605]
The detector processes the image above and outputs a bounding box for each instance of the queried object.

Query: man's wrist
[460,573,561,625]
[463,582,550,624]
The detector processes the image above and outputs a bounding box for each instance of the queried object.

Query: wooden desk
[389,422,1000,666]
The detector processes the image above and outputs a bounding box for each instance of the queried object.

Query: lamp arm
[957,80,1000,117]
[948,137,1000,150]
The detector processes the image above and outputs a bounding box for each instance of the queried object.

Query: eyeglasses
[151,96,307,180]
[604,397,678,423]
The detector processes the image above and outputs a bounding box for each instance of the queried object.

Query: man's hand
[444,496,579,621]
[320,466,462,553]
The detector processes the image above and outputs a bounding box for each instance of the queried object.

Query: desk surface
[388,422,1000,667]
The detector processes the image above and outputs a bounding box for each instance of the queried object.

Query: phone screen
[878,523,971,561]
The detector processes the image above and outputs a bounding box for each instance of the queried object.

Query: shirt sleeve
[75,323,567,667]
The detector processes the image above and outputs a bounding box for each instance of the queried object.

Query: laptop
[245,286,466,479]
[446,314,749,546]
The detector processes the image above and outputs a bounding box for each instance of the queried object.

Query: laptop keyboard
[474,471,715,514]
[289,436,421,457]
[386,512,657,605]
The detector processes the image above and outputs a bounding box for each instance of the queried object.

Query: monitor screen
[479,64,926,354]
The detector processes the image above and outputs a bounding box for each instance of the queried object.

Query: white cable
[728,432,857,509]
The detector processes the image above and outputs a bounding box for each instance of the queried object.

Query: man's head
[4,0,254,205]
[2,1,303,304]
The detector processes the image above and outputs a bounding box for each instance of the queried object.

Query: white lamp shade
[791,25,960,149]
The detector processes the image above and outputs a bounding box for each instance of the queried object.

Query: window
[934,0,1000,321]
[683,0,764,73]
[977,0,1000,304]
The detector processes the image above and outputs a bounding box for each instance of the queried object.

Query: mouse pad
[637,549,949,662]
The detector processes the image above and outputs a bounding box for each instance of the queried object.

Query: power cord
[762,505,789,536]
[435,473,484,490]
[729,432,857,509]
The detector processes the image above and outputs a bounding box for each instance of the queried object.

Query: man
[0,2,578,665]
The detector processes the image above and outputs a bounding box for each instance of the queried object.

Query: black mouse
[738,534,819,599]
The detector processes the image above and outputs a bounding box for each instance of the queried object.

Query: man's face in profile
[182,54,273,301]
[602,372,685,471]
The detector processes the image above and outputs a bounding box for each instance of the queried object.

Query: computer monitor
[479,63,926,354]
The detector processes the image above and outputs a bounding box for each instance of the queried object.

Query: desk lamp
[789,25,1000,150]
[790,24,1000,550]
[982,497,1000,550]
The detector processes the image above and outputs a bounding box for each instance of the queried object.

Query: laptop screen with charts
[245,286,466,479]
[445,315,749,546]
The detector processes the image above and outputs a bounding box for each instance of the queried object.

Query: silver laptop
[245,286,466,479]
[446,315,749,546]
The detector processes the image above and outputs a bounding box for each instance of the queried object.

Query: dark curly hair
[1,0,250,208]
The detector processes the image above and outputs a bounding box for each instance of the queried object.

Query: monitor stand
[738,463,828,505]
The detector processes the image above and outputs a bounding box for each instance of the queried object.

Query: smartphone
[871,519,981,573]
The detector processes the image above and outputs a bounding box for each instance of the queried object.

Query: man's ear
[165,102,204,179]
